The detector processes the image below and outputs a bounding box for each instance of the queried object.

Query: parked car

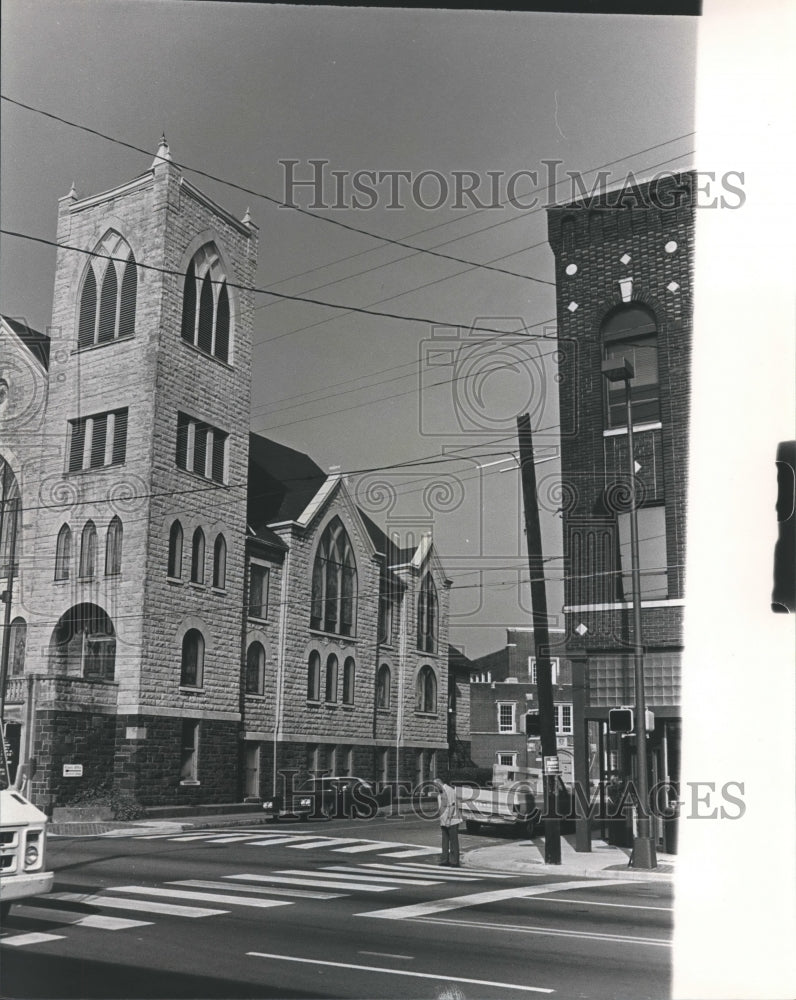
[263,775,379,822]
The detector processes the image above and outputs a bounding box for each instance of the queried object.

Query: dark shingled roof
[3,316,50,370]
[247,433,328,534]
[358,509,416,566]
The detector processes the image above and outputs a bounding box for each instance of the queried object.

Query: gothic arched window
[55,524,72,581]
[79,521,97,579]
[245,641,265,695]
[416,665,437,714]
[213,533,227,589]
[105,516,123,576]
[168,520,183,578]
[417,573,438,653]
[181,629,204,687]
[310,518,358,636]
[191,527,205,584]
[342,657,355,705]
[307,650,321,702]
[10,617,26,676]
[180,244,232,363]
[376,664,391,710]
[78,231,137,349]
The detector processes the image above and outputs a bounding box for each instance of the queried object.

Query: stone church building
[0,140,450,812]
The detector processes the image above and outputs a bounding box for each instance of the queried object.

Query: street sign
[543,755,560,774]
[62,764,83,777]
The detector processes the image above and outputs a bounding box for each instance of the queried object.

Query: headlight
[263,800,273,810]
[25,844,40,868]
[299,798,312,808]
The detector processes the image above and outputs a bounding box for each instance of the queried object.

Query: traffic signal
[608,707,634,733]
[525,711,541,737]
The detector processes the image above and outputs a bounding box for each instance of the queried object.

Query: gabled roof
[247,432,327,533]
[358,509,416,567]
[2,316,50,370]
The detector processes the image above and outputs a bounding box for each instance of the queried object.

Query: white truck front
[0,785,54,918]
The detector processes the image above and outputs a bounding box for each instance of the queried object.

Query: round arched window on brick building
[415,665,437,714]
[245,641,265,695]
[601,304,660,429]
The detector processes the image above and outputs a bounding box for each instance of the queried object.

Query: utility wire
[1,229,555,341]
[0,94,554,286]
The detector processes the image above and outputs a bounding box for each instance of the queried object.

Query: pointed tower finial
[242,206,253,226]
[68,180,78,200]
[152,133,172,168]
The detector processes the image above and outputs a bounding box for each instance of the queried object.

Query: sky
[0,1,698,658]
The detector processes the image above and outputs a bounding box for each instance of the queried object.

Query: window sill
[245,692,266,700]
[414,711,439,718]
[175,464,227,489]
[211,587,228,596]
[180,337,235,371]
[188,581,206,590]
[179,779,200,787]
[64,462,126,477]
[248,615,268,624]
[376,708,392,715]
[167,576,183,585]
[306,699,322,706]
[179,686,205,694]
[73,335,134,355]
[309,628,358,643]
[603,421,662,437]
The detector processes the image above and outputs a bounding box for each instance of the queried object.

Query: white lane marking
[421,915,672,948]
[531,896,673,912]
[112,886,292,909]
[362,862,509,881]
[379,848,438,858]
[179,879,344,900]
[361,878,630,919]
[167,834,222,842]
[334,841,410,853]
[246,951,554,994]
[380,861,518,878]
[204,835,269,844]
[359,951,414,960]
[52,892,226,918]
[287,838,361,849]
[2,932,66,947]
[225,873,393,892]
[245,836,310,846]
[74,915,152,930]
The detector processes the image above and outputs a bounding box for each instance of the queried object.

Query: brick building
[0,142,450,812]
[466,629,577,785]
[546,171,693,852]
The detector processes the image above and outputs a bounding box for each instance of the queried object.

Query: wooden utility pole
[517,414,561,864]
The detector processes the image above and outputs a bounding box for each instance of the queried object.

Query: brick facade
[545,173,693,850]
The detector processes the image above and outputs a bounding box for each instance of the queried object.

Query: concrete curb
[466,847,675,881]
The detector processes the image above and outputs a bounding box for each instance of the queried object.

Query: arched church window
[78,231,137,349]
[180,244,232,363]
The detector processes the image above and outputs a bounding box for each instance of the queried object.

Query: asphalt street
[0,815,672,1000]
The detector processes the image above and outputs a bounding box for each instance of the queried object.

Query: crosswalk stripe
[2,932,66,947]
[225,873,393,892]
[112,886,292,909]
[287,838,361,849]
[317,867,441,886]
[380,861,518,878]
[333,842,408,853]
[379,848,438,858]
[361,863,498,881]
[244,836,310,846]
[203,835,268,843]
[51,892,226,918]
[74,915,152,930]
[175,879,344,900]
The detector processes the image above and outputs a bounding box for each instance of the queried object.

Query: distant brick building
[546,171,693,852]
[0,142,450,812]
[466,629,577,784]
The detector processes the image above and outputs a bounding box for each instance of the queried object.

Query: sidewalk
[467,831,675,882]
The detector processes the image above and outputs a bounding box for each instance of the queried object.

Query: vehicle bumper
[1,871,54,902]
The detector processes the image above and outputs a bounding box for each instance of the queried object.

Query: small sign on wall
[62,764,83,778]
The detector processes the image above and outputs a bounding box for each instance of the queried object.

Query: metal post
[624,379,657,870]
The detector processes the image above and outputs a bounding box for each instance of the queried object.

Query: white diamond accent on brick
[567,301,578,312]
[667,281,680,292]
[575,623,588,637]
[620,253,631,265]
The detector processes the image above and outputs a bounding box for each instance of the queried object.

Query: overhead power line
[1,229,555,341]
[0,93,554,286]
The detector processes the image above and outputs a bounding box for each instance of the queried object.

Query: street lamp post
[601,357,657,870]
